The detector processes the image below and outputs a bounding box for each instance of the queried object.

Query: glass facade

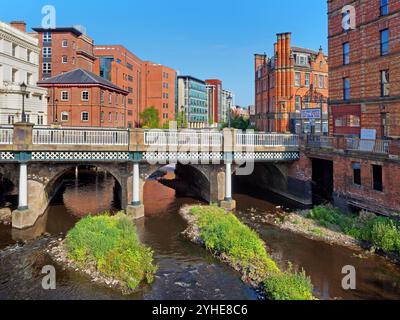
[99,57,114,81]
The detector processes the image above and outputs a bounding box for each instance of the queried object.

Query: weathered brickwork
[328,0,400,137]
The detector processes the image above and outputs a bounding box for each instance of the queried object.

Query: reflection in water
[0,168,399,300]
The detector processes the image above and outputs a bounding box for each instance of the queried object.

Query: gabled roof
[292,46,320,56]
[38,69,128,94]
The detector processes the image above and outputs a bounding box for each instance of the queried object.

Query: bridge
[0,123,300,229]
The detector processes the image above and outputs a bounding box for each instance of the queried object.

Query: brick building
[141,61,176,127]
[255,33,329,133]
[38,68,128,127]
[206,79,222,125]
[94,45,142,128]
[329,0,400,138]
[32,26,96,80]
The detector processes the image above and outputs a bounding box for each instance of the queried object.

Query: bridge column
[220,154,236,211]
[126,162,144,220]
[12,162,36,229]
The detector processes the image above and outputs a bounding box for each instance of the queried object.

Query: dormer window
[296,54,308,66]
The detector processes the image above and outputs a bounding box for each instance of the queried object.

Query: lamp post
[20,82,27,123]
[180,105,185,129]
[227,94,232,128]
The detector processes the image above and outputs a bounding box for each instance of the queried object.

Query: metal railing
[144,130,223,147]
[236,133,299,147]
[33,128,129,146]
[346,138,390,154]
[0,128,13,145]
[307,135,334,149]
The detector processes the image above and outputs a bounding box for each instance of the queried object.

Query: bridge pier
[12,162,36,229]
[126,162,144,219]
[220,157,236,211]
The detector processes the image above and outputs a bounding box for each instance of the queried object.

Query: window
[27,73,33,85]
[305,73,310,87]
[81,112,89,122]
[62,40,68,47]
[115,95,118,105]
[43,63,52,73]
[62,56,68,64]
[37,115,44,125]
[12,43,17,57]
[126,63,133,70]
[43,47,52,58]
[81,91,89,101]
[335,114,360,127]
[100,90,104,103]
[343,78,350,100]
[380,29,389,55]
[7,115,15,125]
[61,112,69,122]
[100,111,105,123]
[25,114,30,123]
[296,54,308,66]
[115,113,118,122]
[295,72,301,86]
[372,165,383,192]
[381,70,390,97]
[108,112,112,122]
[128,110,133,116]
[295,96,301,111]
[319,75,324,88]
[43,32,52,42]
[128,98,133,105]
[12,68,18,83]
[343,42,350,65]
[342,10,351,32]
[27,49,32,62]
[61,91,69,101]
[109,93,112,104]
[380,0,389,16]
[352,163,361,186]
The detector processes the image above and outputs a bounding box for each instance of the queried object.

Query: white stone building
[0,21,47,125]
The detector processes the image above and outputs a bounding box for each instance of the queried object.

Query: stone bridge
[0,123,302,229]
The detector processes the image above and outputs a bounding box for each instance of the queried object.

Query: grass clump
[190,206,314,300]
[307,206,400,254]
[65,212,157,291]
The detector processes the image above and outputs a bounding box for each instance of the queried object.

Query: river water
[0,168,399,300]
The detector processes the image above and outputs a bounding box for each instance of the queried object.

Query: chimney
[10,21,26,33]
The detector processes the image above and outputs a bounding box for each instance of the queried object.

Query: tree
[140,107,160,129]
[222,115,257,131]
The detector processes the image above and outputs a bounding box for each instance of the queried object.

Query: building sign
[301,108,321,120]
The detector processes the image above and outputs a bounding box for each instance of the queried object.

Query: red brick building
[32,26,96,80]
[38,68,128,127]
[94,45,142,128]
[205,79,223,124]
[329,0,400,138]
[141,61,176,127]
[255,33,329,133]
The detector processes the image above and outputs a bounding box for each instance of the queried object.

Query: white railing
[0,128,13,145]
[236,133,299,147]
[144,130,223,147]
[33,128,129,146]
[307,135,334,149]
[346,138,390,154]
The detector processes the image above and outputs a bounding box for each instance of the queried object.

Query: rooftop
[37,69,129,94]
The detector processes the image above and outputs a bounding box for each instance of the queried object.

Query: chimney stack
[10,21,27,33]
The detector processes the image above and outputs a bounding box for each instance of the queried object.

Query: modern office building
[0,21,48,125]
[141,61,176,127]
[37,68,128,127]
[254,32,329,133]
[178,75,208,128]
[94,45,142,128]
[32,25,96,80]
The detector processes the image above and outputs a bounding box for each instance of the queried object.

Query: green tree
[176,110,187,129]
[222,115,257,131]
[140,107,160,129]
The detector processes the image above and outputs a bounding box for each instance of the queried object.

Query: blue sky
[1,0,328,106]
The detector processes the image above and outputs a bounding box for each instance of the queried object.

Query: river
[0,168,399,300]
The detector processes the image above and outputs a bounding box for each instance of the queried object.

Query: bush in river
[307,206,400,254]
[190,206,314,300]
[65,212,157,291]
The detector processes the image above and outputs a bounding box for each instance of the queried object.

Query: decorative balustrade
[346,138,390,154]
[144,130,223,147]
[0,128,13,145]
[32,128,129,146]
[236,133,299,147]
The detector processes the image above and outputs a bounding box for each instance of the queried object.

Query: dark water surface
[0,169,399,300]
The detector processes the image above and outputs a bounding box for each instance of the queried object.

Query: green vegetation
[307,206,400,254]
[140,106,160,129]
[65,213,157,291]
[189,206,314,300]
[221,115,256,130]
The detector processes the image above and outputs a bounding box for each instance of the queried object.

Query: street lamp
[180,105,185,129]
[227,94,232,128]
[20,82,27,123]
